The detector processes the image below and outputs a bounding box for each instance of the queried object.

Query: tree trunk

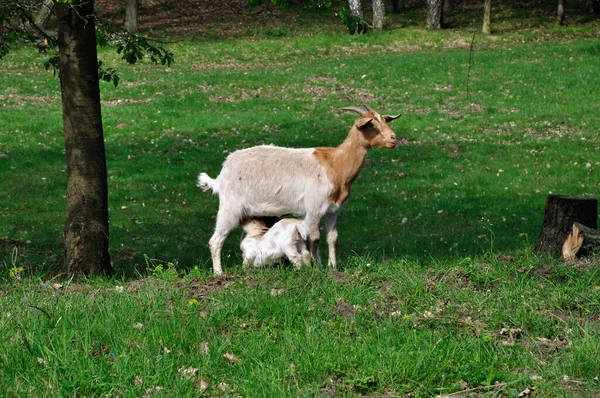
[348,0,363,18]
[391,0,404,12]
[557,0,565,25]
[427,0,443,30]
[482,0,492,34]
[535,194,598,255]
[34,0,55,28]
[591,0,600,13]
[56,0,112,276]
[372,0,385,30]
[124,0,139,34]
[443,0,451,13]
[562,222,600,260]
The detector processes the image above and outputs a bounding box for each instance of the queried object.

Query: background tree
[482,0,492,34]
[348,0,363,18]
[557,0,565,25]
[443,0,451,13]
[372,0,385,30]
[427,0,443,29]
[124,0,139,34]
[34,0,54,28]
[389,0,404,12]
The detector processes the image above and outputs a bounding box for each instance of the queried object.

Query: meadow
[1,3,600,396]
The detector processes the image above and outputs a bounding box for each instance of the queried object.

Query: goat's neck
[314,127,370,206]
[335,128,370,176]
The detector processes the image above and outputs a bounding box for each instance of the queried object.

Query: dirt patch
[176,275,233,299]
[64,283,94,294]
[533,264,555,278]
[333,299,358,317]
[124,278,167,293]
[328,270,350,284]
[0,238,27,249]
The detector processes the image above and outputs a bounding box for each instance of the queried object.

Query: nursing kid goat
[198,105,401,275]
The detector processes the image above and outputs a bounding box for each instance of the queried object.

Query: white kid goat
[198,105,401,275]
[240,218,311,267]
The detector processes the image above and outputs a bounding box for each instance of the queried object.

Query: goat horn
[339,106,367,115]
[384,113,402,121]
[362,103,374,113]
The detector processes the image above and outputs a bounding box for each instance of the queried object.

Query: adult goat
[198,105,401,275]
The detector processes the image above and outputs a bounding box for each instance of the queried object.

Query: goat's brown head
[341,104,401,149]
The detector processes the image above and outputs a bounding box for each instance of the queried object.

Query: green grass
[1,257,599,396]
[1,5,600,396]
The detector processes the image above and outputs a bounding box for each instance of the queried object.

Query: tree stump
[562,222,600,260]
[534,194,598,255]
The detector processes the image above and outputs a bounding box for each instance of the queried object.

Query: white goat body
[199,145,333,217]
[240,218,311,267]
[199,106,401,275]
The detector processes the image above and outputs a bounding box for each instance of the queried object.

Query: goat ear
[356,117,373,129]
[384,114,402,122]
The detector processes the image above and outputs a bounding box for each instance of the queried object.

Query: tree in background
[443,0,451,13]
[34,0,54,28]
[348,0,363,18]
[124,0,139,34]
[372,0,385,30]
[390,0,404,12]
[557,0,565,25]
[427,0,443,29]
[482,0,492,34]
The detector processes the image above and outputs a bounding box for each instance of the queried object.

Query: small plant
[4,247,23,281]
[263,27,293,38]
[337,7,369,35]
[8,266,24,281]
[144,254,178,280]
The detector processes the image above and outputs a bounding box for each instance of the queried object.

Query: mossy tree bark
[56,0,111,276]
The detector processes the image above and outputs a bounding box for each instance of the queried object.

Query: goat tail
[197,172,219,194]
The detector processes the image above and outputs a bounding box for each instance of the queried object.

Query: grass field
[1,2,600,396]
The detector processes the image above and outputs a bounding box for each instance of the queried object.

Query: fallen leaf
[134,376,143,386]
[270,288,285,296]
[223,353,240,364]
[36,357,46,366]
[199,341,209,356]
[52,283,63,290]
[218,382,230,391]
[133,322,144,329]
[500,327,522,339]
[142,386,163,397]
[178,366,199,378]
[195,379,209,391]
[518,386,534,397]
